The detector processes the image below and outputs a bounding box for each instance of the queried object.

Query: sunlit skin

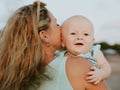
[38,11,110,89]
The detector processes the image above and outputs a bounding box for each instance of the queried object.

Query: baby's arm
[97,50,111,79]
[86,50,111,84]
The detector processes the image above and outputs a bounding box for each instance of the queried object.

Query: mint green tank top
[38,56,73,90]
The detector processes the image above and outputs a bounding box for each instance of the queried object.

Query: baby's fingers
[94,80,100,84]
[86,75,95,80]
[87,78,97,83]
[87,71,95,76]
[90,66,97,71]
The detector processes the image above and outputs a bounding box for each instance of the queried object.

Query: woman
[0,1,109,90]
[0,1,61,90]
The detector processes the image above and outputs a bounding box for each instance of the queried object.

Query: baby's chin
[75,51,89,55]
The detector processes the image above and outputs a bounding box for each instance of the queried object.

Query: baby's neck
[65,51,78,58]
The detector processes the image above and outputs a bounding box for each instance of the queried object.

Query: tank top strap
[56,56,73,90]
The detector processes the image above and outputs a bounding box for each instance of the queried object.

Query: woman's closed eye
[57,24,60,26]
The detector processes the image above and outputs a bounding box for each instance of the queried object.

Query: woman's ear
[39,31,49,44]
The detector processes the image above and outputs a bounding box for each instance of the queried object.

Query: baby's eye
[84,33,89,36]
[70,32,76,35]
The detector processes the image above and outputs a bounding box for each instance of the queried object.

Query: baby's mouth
[75,43,84,45]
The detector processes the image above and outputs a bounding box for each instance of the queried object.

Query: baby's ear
[93,37,95,41]
[61,42,65,48]
[61,38,65,47]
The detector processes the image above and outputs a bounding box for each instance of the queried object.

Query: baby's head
[61,15,95,55]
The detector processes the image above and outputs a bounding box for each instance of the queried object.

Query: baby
[61,15,111,84]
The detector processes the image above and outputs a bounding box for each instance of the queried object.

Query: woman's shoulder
[65,57,92,89]
[66,57,92,72]
[65,57,110,90]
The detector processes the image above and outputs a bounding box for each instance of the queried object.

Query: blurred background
[0,0,120,90]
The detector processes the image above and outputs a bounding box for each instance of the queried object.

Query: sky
[0,0,120,44]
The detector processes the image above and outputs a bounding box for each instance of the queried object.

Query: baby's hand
[86,66,103,84]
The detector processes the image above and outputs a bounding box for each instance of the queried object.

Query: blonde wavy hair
[0,1,51,90]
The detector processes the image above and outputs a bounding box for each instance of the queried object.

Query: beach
[105,54,120,90]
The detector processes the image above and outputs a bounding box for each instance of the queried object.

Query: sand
[105,54,120,90]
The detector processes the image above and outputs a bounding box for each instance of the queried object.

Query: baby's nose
[77,35,83,40]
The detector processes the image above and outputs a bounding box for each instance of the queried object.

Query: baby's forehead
[62,16,92,27]
[62,16,94,32]
[63,20,93,29]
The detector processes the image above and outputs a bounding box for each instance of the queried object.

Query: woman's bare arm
[66,57,110,90]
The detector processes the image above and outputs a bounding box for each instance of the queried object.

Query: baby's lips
[75,43,84,45]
